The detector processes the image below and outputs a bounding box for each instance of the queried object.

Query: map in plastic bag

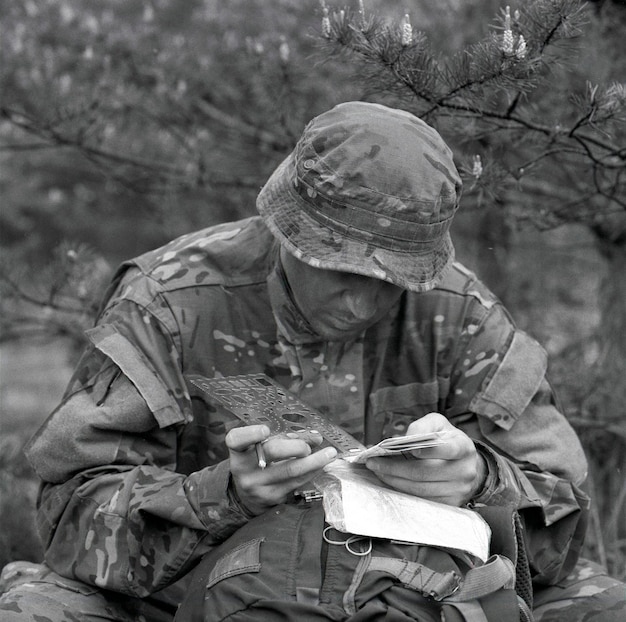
[315,461,491,562]
[190,373,490,559]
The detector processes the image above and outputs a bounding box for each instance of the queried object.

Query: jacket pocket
[86,324,187,428]
[205,538,263,589]
[469,330,547,431]
[369,382,442,439]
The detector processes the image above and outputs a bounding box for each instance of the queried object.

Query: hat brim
[257,154,455,293]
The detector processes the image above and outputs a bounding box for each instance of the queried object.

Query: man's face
[280,246,404,341]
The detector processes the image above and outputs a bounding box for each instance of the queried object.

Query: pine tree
[317,0,624,227]
[0,0,624,576]
[316,0,625,577]
[0,0,355,347]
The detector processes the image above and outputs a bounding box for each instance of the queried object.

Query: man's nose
[343,288,379,321]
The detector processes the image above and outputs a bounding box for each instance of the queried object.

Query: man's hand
[226,425,337,516]
[364,412,487,507]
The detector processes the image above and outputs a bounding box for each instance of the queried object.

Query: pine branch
[0,244,111,339]
[193,99,290,151]
[1,107,184,176]
[317,0,625,226]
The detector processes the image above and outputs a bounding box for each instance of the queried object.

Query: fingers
[406,412,450,435]
[225,425,338,515]
[366,455,477,485]
[225,424,270,452]
[406,413,474,461]
[225,426,325,465]
[268,446,338,483]
[225,424,335,475]
[233,446,337,515]
[261,436,313,463]
[365,428,480,507]
[409,435,474,461]
[372,470,472,506]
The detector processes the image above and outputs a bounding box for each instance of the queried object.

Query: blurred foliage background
[1,0,624,580]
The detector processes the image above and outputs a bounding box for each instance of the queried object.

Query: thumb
[406,412,451,436]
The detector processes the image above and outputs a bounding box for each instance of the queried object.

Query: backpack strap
[473,505,533,614]
[366,553,515,602]
[441,601,490,622]
[446,555,516,602]
[366,556,459,600]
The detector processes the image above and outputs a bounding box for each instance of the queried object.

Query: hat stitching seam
[297,177,459,207]
[295,146,459,200]
[275,212,449,255]
[288,185,454,231]
[276,223,451,256]
[295,163,459,202]
[313,220,448,248]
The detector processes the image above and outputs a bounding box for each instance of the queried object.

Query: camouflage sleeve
[447,305,590,585]
[25,296,250,597]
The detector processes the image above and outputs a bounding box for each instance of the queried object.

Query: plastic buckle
[294,489,324,503]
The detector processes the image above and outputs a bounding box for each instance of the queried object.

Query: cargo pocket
[197,538,267,622]
[86,324,188,428]
[469,330,547,431]
[206,538,263,589]
[368,381,442,440]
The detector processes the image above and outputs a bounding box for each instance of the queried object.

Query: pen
[256,442,267,469]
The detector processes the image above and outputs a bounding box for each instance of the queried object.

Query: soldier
[1,102,624,621]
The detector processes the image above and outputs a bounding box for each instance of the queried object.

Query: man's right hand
[225,425,337,516]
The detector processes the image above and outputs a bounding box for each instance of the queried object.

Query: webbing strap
[343,553,371,616]
[294,503,325,605]
[368,557,460,600]
[442,601,490,622]
[367,554,515,603]
[447,555,516,602]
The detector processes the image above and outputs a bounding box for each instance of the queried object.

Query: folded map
[344,431,449,463]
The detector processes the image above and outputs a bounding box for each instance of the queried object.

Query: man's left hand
[364,412,487,507]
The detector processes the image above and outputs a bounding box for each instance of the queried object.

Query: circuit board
[188,373,366,456]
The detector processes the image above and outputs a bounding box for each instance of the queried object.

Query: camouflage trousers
[0,558,624,621]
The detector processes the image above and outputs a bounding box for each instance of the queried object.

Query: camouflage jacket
[25,217,589,604]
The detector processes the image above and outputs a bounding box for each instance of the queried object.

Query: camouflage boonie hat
[257,101,462,292]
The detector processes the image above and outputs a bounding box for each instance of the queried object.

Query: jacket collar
[267,255,321,345]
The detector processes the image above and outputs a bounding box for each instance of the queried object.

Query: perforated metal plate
[188,373,365,456]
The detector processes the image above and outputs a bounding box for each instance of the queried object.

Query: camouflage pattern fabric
[9,216,612,611]
[257,101,462,293]
[533,559,626,621]
[0,563,173,621]
[1,559,623,620]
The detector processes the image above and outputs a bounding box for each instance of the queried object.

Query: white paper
[316,461,491,562]
[344,431,449,464]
